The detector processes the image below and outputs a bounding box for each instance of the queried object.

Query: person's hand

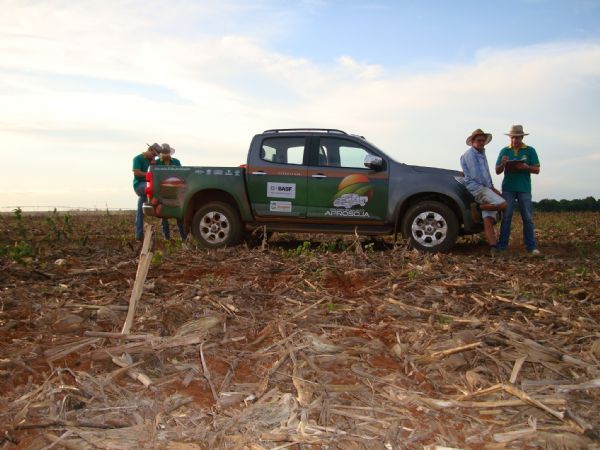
[501,155,508,166]
[516,162,529,171]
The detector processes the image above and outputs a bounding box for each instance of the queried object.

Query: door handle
[311,174,327,178]
[252,171,267,176]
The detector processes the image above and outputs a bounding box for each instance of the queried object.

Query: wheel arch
[184,189,242,231]
[394,192,463,236]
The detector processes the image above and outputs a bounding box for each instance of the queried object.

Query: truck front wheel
[402,201,458,253]
[192,202,242,248]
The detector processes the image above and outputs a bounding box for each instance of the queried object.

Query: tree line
[533,196,600,212]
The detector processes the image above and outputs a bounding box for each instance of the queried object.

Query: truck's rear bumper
[142,203,156,217]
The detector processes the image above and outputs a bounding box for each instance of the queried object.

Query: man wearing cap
[460,129,507,253]
[132,143,161,241]
[156,144,187,240]
[495,125,541,255]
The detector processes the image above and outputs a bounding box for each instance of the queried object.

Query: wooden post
[122,223,154,335]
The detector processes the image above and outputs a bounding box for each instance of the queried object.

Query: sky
[1,0,599,209]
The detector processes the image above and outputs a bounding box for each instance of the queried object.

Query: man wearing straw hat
[460,129,507,253]
[156,143,187,241]
[132,143,161,241]
[495,125,541,255]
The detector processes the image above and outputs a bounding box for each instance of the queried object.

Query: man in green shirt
[495,125,541,254]
[156,144,187,240]
[133,143,161,240]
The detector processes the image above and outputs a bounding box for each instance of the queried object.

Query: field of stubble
[0,210,599,449]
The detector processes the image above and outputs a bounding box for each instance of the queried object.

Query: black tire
[402,201,459,253]
[191,202,242,248]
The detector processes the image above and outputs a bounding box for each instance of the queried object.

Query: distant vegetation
[533,196,600,212]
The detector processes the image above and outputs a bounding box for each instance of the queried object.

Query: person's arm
[460,153,484,190]
[132,156,147,178]
[524,147,540,174]
[495,149,507,175]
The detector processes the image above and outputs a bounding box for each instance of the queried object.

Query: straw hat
[505,125,529,137]
[161,143,176,156]
[147,142,162,153]
[466,128,492,146]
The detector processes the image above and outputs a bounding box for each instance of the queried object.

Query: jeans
[162,218,186,240]
[498,191,536,251]
[134,182,147,240]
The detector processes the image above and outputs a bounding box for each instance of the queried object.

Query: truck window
[318,138,372,169]
[260,137,306,165]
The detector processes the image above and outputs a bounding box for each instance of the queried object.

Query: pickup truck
[143,128,481,252]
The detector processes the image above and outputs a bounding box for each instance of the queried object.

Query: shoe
[489,246,498,256]
[470,203,481,224]
[528,248,541,256]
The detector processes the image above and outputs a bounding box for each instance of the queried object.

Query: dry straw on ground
[0,212,599,449]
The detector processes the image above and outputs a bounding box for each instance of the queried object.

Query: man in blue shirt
[460,129,507,252]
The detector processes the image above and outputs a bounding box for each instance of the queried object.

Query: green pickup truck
[143,128,481,252]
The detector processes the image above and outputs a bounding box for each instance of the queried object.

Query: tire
[402,201,459,253]
[191,202,242,248]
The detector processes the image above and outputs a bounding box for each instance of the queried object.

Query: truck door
[246,136,308,217]
[306,137,388,222]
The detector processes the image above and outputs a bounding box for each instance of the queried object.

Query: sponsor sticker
[267,182,296,199]
[333,193,369,209]
[332,174,373,208]
[270,201,292,213]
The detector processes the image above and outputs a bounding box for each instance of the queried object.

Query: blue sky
[268,1,600,66]
[1,0,600,209]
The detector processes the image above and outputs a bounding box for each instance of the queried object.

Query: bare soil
[0,211,599,449]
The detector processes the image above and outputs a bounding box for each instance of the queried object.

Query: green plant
[284,241,314,257]
[407,269,420,281]
[2,240,35,265]
[152,250,164,267]
[4,208,36,264]
[63,213,73,236]
[437,315,453,325]
[45,210,60,240]
[13,207,27,239]
[202,274,223,286]
[317,238,347,253]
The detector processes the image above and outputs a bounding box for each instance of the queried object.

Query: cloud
[1,1,600,208]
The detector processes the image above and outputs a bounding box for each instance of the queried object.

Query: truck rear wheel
[402,201,458,253]
[192,202,242,248]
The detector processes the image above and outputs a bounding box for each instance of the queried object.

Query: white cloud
[1,1,600,209]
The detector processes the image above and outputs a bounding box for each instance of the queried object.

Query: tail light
[145,170,153,200]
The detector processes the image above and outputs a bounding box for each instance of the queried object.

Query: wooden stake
[122,223,153,335]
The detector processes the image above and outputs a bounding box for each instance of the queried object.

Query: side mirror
[364,154,383,170]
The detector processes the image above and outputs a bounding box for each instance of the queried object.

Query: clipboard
[505,159,527,172]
